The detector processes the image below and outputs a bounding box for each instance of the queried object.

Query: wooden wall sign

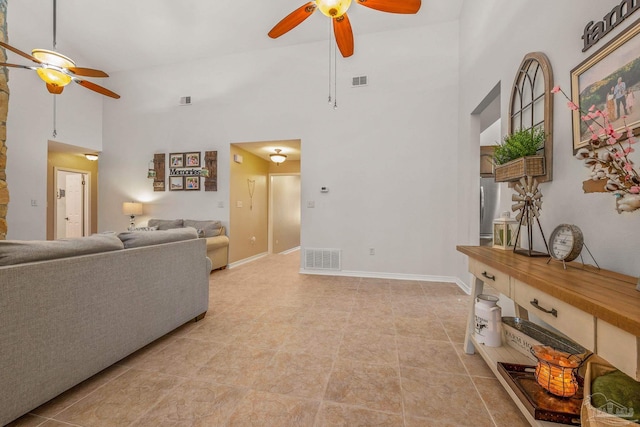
[153,153,165,191]
[582,0,640,52]
[204,151,217,192]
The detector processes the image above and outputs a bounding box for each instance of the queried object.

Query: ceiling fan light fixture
[316,0,352,17]
[32,49,75,86]
[270,149,287,165]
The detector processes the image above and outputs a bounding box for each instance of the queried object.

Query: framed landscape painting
[570,18,640,152]
[169,176,184,191]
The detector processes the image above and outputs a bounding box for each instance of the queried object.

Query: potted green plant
[493,127,546,182]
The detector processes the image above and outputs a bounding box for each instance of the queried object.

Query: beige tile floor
[9,251,529,427]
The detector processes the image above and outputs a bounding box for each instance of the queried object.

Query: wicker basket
[495,155,545,182]
[581,361,639,426]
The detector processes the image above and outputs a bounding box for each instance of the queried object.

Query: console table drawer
[513,279,595,351]
[469,258,510,297]
[597,319,640,381]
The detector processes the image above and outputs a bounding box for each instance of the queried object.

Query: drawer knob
[530,299,558,317]
[481,271,496,281]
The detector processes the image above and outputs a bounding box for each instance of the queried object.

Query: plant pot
[494,155,545,182]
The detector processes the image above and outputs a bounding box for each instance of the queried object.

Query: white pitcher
[474,294,502,347]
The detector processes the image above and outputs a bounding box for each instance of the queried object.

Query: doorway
[269,174,300,254]
[54,168,91,238]
[471,83,501,247]
[228,140,301,264]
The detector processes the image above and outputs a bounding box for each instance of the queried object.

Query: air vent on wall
[352,75,368,87]
[304,248,341,270]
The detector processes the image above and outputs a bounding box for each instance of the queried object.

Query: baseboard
[279,246,300,255]
[228,252,268,269]
[299,268,471,294]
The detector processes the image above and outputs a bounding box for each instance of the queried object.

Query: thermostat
[321,186,329,193]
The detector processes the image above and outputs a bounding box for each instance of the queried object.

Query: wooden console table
[457,246,640,427]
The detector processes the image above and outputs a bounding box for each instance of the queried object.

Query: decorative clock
[548,224,584,262]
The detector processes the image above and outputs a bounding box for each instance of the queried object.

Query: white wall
[99,22,460,277]
[4,1,103,239]
[456,0,640,280]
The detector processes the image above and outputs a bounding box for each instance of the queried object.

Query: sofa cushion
[118,227,198,249]
[147,219,184,230]
[0,234,125,266]
[184,220,223,238]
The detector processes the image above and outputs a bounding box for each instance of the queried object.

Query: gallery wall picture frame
[571,17,640,153]
[169,153,184,168]
[185,152,201,167]
[185,176,200,190]
[169,176,184,191]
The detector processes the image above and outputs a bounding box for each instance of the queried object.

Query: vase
[616,193,640,213]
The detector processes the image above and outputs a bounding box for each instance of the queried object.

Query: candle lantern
[493,217,520,250]
[531,345,581,397]
[147,160,156,179]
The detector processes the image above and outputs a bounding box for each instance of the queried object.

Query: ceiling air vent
[352,75,368,87]
[304,248,341,270]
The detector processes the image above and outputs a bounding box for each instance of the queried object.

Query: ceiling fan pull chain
[52,96,57,138]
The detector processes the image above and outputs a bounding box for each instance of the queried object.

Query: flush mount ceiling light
[0,0,120,98]
[84,153,98,161]
[270,149,287,165]
[268,0,421,58]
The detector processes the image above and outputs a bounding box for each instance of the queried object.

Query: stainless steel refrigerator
[480,177,500,244]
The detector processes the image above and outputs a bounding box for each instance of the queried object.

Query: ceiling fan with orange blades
[268,0,422,58]
[0,41,120,99]
[0,0,119,99]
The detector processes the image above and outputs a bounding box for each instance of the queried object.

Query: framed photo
[185,152,201,167]
[169,153,184,168]
[184,176,200,190]
[169,176,184,191]
[571,18,640,152]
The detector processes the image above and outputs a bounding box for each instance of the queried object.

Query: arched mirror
[509,52,554,183]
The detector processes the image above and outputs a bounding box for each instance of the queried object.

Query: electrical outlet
[31,199,37,207]
[217,201,224,208]
[369,248,375,255]
[307,201,315,208]
[236,200,243,208]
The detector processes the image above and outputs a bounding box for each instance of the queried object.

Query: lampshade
[32,49,75,87]
[316,0,352,17]
[85,154,99,161]
[122,202,143,216]
[270,149,287,165]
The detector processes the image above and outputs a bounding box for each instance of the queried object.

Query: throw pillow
[147,219,184,230]
[132,226,158,232]
[184,220,223,237]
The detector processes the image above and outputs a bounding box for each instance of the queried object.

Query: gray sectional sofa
[0,228,210,426]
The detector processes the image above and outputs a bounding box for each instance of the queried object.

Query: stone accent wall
[0,0,8,240]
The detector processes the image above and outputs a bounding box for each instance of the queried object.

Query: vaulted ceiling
[8,0,463,74]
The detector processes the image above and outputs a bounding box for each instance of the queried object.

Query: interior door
[65,173,84,238]
[271,175,300,254]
